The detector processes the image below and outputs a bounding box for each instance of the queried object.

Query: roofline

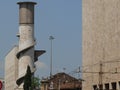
[5,45,18,57]
[17,1,37,5]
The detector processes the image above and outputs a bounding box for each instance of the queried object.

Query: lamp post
[49,36,54,78]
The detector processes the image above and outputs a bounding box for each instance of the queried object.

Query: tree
[23,65,32,90]
[17,65,39,90]
[31,76,40,90]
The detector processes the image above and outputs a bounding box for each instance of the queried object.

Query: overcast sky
[0,0,82,79]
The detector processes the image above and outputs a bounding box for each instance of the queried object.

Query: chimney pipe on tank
[17,2,36,24]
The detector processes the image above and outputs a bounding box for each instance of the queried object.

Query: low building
[41,72,82,90]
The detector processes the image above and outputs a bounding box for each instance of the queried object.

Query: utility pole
[49,36,54,78]
[99,61,103,90]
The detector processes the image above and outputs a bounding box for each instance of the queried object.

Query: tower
[17,1,36,82]
[16,1,45,88]
[5,2,45,90]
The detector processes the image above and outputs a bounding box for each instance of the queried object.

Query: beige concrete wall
[82,0,120,90]
[5,46,18,90]
[18,24,35,89]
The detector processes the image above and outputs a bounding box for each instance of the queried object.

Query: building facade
[82,0,120,90]
[5,46,18,90]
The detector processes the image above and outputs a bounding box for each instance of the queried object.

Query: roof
[17,2,37,5]
[50,72,79,82]
[41,72,82,89]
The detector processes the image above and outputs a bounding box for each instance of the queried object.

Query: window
[111,82,116,90]
[93,85,98,90]
[105,83,109,90]
[99,84,103,90]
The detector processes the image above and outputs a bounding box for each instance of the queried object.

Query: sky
[0,0,82,79]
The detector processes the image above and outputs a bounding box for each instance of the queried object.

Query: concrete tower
[17,1,36,80]
[16,1,45,89]
[5,1,45,90]
[83,0,120,90]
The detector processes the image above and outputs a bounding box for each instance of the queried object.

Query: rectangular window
[111,82,116,90]
[99,84,103,90]
[93,85,97,90]
[105,83,109,90]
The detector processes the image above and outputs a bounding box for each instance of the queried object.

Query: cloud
[35,61,47,69]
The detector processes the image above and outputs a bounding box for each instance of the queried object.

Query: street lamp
[49,36,54,78]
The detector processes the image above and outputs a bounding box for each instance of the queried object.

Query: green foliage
[23,65,41,90]
[31,76,40,89]
[23,66,32,90]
